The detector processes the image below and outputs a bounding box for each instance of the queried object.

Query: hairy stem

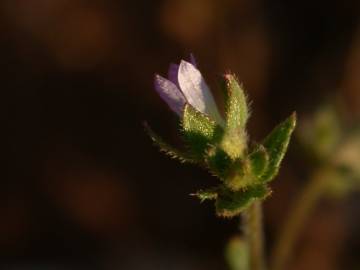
[270,168,329,270]
[243,201,267,270]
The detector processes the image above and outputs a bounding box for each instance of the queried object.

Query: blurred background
[0,0,359,269]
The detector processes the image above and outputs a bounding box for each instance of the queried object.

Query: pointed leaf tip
[223,73,250,130]
[144,122,196,163]
[219,74,249,159]
[192,187,219,203]
[261,112,297,182]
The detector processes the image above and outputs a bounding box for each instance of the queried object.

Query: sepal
[205,147,232,180]
[261,113,297,182]
[215,185,271,218]
[219,74,249,160]
[144,123,196,163]
[249,144,269,179]
[181,103,223,158]
[192,187,219,202]
[223,74,250,130]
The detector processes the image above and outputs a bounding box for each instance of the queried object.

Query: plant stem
[242,201,267,270]
[270,168,329,270]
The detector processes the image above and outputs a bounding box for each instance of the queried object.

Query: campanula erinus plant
[145,55,296,270]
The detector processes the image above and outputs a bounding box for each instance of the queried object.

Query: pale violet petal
[154,74,186,116]
[168,55,195,85]
[167,63,179,86]
[177,60,223,124]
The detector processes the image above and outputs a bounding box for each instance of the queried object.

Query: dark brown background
[0,0,359,269]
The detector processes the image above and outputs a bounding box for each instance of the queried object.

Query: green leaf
[192,187,219,202]
[261,113,297,182]
[224,74,249,130]
[144,123,196,163]
[215,185,270,218]
[182,104,222,157]
[249,145,269,178]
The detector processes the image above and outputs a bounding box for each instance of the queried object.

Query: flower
[148,56,296,218]
[154,56,223,125]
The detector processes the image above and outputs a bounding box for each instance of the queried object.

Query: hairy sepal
[261,113,297,182]
[220,74,249,160]
[144,123,197,163]
[182,103,223,158]
[215,185,271,218]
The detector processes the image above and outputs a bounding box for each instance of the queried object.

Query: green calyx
[146,73,296,218]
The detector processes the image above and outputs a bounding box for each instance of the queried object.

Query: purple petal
[154,74,187,116]
[168,55,196,85]
[167,63,179,86]
[177,60,223,124]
